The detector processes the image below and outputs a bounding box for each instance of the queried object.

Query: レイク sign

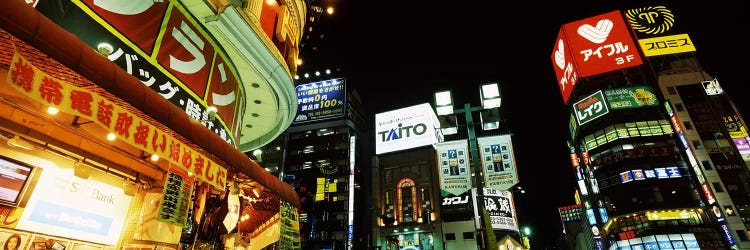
[574,90,609,125]
[374,103,441,155]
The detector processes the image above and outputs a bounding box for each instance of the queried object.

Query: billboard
[562,10,643,78]
[43,0,243,145]
[603,86,659,110]
[472,188,518,232]
[573,90,609,125]
[293,78,347,123]
[551,27,579,104]
[637,34,696,56]
[375,103,441,155]
[437,140,472,196]
[478,135,519,191]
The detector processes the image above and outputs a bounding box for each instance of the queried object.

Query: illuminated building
[553,6,749,250]
[0,0,306,248]
[275,77,371,249]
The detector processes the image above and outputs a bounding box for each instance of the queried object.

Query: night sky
[298,1,750,248]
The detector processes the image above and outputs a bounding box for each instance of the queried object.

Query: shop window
[445,233,456,241]
[463,232,474,239]
[702,160,713,170]
[674,103,685,112]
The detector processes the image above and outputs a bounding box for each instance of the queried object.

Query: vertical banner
[157,168,194,227]
[436,140,471,197]
[478,135,519,191]
[279,200,301,250]
[472,188,518,232]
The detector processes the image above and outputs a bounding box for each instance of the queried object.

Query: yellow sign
[638,34,696,56]
[646,210,691,220]
[7,50,227,190]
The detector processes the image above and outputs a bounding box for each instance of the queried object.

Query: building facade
[553,5,749,250]
[0,0,305,249]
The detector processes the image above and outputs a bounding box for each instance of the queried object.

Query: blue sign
[599,208,609,224]
[29,200,114,236]
[644,170,656,179]
[293,78,346,123]
[666,167,682,178]
[586,209,596,225]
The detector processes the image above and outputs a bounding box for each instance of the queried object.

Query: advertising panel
[472,188,518,232]
[293,78,346,123]
[156,168,195,227]
[436,140,472,196]
[478,135,519,191]
[603,86,659,110]
[574,90,609,125]
[7,51,228,190]
[610,233,700,250]
[46,0,243,144]
[563,10,643,77]
[551,27,580,104]
[16,167,132,245]
[624,6,676,37]
[637,34,696,56]
[375,103,441,155]
[279,200,301,250]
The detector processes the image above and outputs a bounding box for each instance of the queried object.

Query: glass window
[692,140,704,149]
[445,233,456,241]
[674,103,685,112]
[702,160,713,170]
[596,131,607,147]
[683,121,694,130]
[713,182,725,192]
[648,120,662,135]
[463,232,474,240]
[616,124,629,138]
[605,126,617,142]
[585,134,597,150]
[637,121,650,136]
[626,123,639,137]
[660,120,673,134]
[736,230,749,241]
[667,86,677,95]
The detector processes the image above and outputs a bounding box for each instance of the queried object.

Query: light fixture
[480,109,500,131]
[74,160,92,179]
[47,106,59,115]
[434,90,454,115]
[294,75,300,80]
[326,6,334,15]
[315,71,320,76]
[304,73,309,78]
[296,58,303,66]
[96,42,114,56]
[150,154,159,161]
[253,149,263,162]
[437,114,458,135]
[480,83,501,109]
[106,132,116,141]
[325,69,331,74]
[7,135,34,150]
[265,0,275,5]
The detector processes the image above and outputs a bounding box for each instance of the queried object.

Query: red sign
[80,0,168,54]
[702,183,716,205]
[207,55,240,127]
[156,9,215,96]
[562,10,643,77]
[551,27,579,104]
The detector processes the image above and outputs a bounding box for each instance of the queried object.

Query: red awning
[0,0,299,208]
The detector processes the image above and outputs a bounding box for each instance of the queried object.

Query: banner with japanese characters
[574,90,610,125]
[478,135,519,191]
[278,200,301,250]
[293,78,347,124]
[436,140,471,197]
[48,0,244,145]
[472,188,518,232]
[7,50,227,190]
[157,167,194,227]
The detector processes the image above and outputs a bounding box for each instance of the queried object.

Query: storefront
[0,0,303,249]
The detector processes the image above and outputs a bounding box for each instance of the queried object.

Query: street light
[434,82,502,250]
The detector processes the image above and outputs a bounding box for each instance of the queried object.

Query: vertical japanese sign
[157,168,194,227]
[56,0,243,145]
[562,10,643,77]
[551,27,579,104]
[437,140,471,197]
[472,188,518,232]
[7,51,228,190]
[293,78,347,123]
[279,200,301,250]
[478,135,519,192]
[573,90,609,125]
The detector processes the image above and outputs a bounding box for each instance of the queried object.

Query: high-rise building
[553,5,750,250]
[276,77,372,249]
